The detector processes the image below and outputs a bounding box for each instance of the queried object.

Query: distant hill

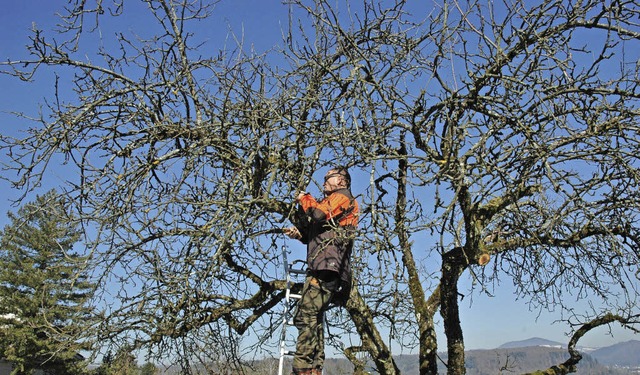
[458,347,616,375]
[499,337,563,349]
[345,338,639,375]
[498,337,640,368]
[590,340,640,366]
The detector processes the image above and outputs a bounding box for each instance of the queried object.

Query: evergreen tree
[0,190,95,374]
[108,348,138,375]
[138,362,159,375]
[92,351,159,375]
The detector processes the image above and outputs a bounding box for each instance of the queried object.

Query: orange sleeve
[299,192,358,225]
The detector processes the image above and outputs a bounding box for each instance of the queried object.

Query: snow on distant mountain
[499,337,563,349]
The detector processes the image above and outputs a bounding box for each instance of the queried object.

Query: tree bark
[396,136,440,374]
[441,247,467,375]
[346,283,400,375]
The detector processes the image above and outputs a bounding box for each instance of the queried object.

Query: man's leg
[292,276,333,374]
[313,307,325,370]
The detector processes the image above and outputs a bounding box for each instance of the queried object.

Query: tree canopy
[1,0,639,374]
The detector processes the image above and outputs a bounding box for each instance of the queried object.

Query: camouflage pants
[292,274,337,372]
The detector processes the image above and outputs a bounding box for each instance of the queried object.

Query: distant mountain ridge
[387,337,640,375]
[498,337,640,367]
[499,337,563,349]
[590,340,640,366]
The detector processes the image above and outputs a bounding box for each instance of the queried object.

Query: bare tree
[1,0,639,374]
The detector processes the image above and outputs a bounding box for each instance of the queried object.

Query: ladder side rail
[277,244,290,375]
[278,245,307,375]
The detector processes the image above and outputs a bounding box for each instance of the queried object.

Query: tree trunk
[346,283,400,375]
[441,247,467,375]
[405,249,440,375]
[396,138,440,374]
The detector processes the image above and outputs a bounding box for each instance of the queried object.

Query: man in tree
[0,190,94,375]
[284,166,359,375]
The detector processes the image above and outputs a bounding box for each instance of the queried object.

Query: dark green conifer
[0,190,95,374]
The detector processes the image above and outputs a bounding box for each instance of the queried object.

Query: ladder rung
[289,293,302,299]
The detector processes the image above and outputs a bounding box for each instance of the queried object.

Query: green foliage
[138,362,160,375]
[0,190,95,374]
[92,349,159,375]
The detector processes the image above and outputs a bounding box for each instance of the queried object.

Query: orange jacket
[297,188,358,281]
[298,189,358,227]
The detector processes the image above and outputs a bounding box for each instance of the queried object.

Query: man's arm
[298,192,353,223]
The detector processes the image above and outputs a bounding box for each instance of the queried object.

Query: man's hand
[283,226,302,240]
[295,192,309,202]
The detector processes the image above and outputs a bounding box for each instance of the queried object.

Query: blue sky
[1,0,637,352]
